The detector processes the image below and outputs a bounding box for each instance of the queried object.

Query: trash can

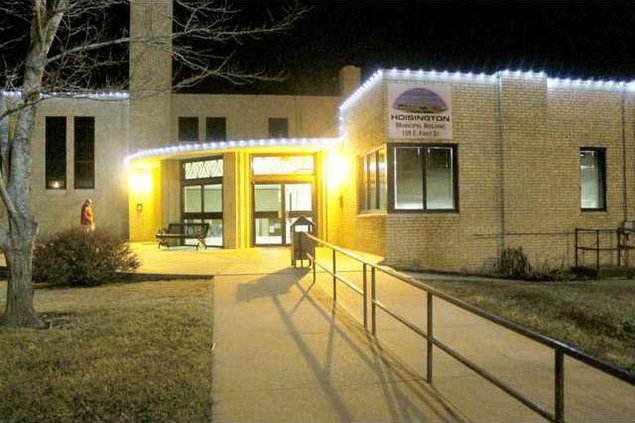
[290,216,316,268]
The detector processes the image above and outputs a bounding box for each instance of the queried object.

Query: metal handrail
[574,227,625,269]
[301,232,634,423]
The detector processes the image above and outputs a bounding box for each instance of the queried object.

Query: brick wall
[333,72,635,273]
[32,98,130,238]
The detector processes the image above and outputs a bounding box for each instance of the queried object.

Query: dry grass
[0,279,214,423]
[424,277,635,373]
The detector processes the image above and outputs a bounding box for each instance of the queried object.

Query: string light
[125,137,342,163]
[0,90,129,100]
[339,68,634,115]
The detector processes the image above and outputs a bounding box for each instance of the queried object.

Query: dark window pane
[361,156,369,210]
[368,153,377,209]
[378,149,387,210]
[580,149,606,210]
[268,118,288,138]
[206,117,226,141]
[74,116,95,189]
[425,147,454,210]
[45,116,66,189]
[178,117,199,142]
[395,147,424,210]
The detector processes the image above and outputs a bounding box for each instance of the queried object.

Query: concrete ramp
[212,268,463,422]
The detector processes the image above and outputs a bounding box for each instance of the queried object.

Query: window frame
[178,116,199,142]
[250,153,316,179]
[358,146,387,213]
[387,143,459,214]
[180,155,224,247]
[74,116,95,189]
[45,116,67,190]
[580,147,607,212]
[268,117,289,138]
[205,116,227,142]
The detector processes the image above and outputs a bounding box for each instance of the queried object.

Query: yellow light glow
[328,151,350,191]
[129,171,152,195]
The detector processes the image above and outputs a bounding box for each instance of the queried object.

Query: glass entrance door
[253,183,313,246]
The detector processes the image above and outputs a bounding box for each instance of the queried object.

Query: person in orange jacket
[80,198,95,231]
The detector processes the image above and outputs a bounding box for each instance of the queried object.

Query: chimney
[338,65,361,99]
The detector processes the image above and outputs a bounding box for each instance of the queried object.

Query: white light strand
[125,137,342,163]
[0,90,129,100]
[339,70,384,112]
[338,68,635,115]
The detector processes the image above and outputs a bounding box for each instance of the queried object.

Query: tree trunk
[1,225,44,329]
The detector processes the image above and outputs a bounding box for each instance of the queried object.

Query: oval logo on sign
[393,88,448,114]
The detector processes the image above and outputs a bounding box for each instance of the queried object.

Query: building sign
[388,83,453,139]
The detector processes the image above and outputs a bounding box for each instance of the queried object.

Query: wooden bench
[156,223,210,250]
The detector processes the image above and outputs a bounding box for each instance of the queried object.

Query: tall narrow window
[268,117,288,138]
[206,117,226,141]
[378,149,387,210]
[45,116,66,189]
[182,157,224,247]
[74,116,95,189]
[359,148,387,212]
[394,145,458,211]
[425,147,455,210]
[580,148,606,210]
[178,117,199,142]
[394,147,423,210]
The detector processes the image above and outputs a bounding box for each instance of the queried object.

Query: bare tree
[0,0,307,328]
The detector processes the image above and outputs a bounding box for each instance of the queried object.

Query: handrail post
[371,266,377,336]
[427,291,433,384]
[616,230,621,267]
[363,263,368,330]
[555,349,564,423]
[299,232,303,268]
[332,248,337,303]
[312,248,316,283]
[574,228,579,268]
[596,230,600,273]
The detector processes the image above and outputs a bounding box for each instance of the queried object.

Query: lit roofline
[125,137,342,163]
[339,68,635,113]
[0,90,129,100]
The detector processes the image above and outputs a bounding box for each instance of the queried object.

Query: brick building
[329,69,634,272]
[4,1,634,273]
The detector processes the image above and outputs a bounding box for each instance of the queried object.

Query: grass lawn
[423,277,635,373]
[0,279,214,423]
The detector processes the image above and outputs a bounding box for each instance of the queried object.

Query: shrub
[33,228,140,286]
[493,247,532,279]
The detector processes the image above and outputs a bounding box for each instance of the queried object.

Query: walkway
[133,243,461,421]
[132,243,635,422]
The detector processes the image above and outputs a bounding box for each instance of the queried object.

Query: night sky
[202,0,635,95]
[1,1,633,95]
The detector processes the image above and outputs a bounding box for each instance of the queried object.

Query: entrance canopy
[125,137,341,248]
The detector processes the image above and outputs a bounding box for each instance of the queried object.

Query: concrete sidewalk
[129,243,634,421]
[211,264,462,422]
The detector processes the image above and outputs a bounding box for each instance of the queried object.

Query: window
[183,158,223,180]
[74,116,95,189]
[182,157,223,247]
[206,117,226,141]
[252,155,314,175]
[359,148,387,212]
[394,145,458,211]
[268,117,288,138]
[580,148,606,210]
[45,116,66,189]
[178,117,199,142]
